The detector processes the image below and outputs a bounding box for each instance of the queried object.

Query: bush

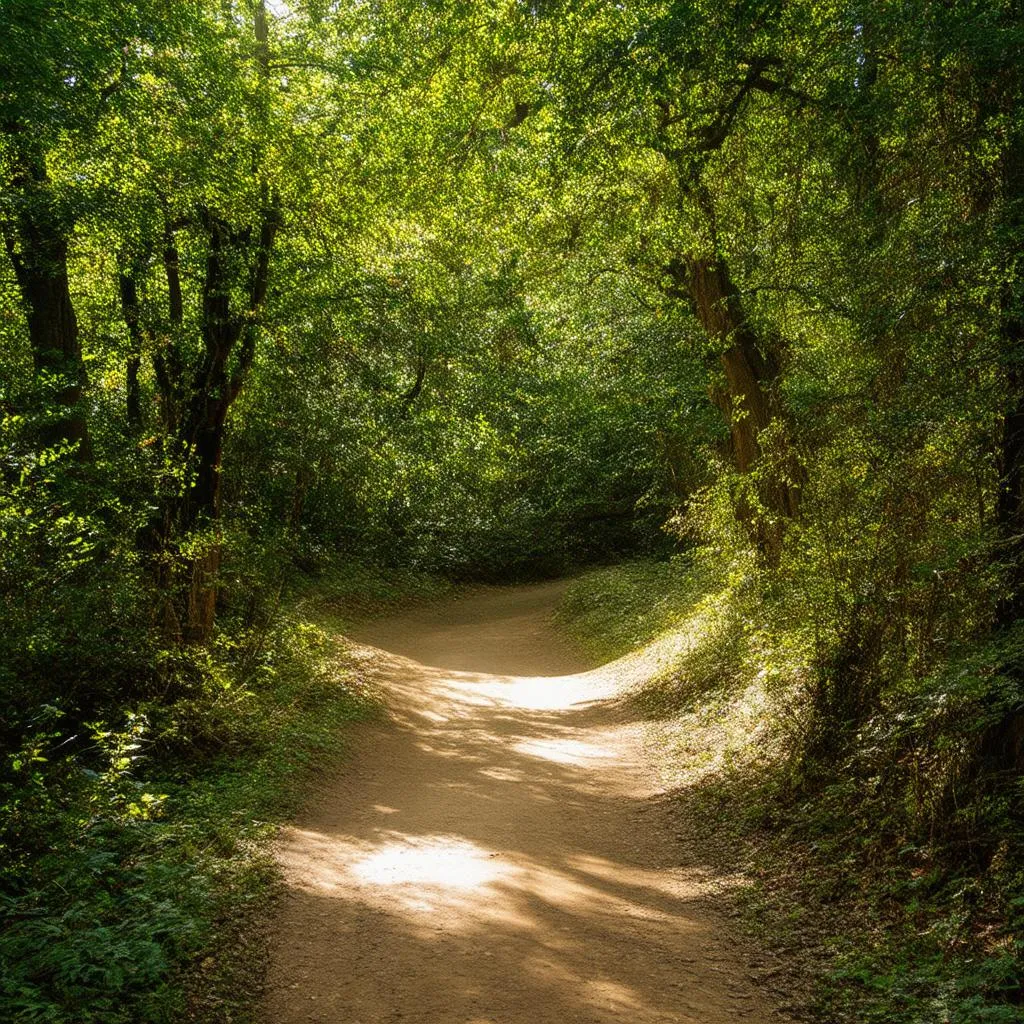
[0,611,377,1024]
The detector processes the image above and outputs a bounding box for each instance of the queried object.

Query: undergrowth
[556,557,1024,1024]
[553,557,703,663]
[0,598,380,1024]
[291,558,454,629]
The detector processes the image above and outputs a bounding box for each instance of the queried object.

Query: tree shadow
[266,628,779,1023]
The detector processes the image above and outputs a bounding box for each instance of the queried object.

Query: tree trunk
[150,222,185,433]
[118,271,145,430]
[2,130,92,459]
[173,232,240,644]
[670,253,801,558]
[979,296,1024,789]
[122,0,281,646]
[120,212,266,646]
[171,203,278,642]
[995,316,1024,632]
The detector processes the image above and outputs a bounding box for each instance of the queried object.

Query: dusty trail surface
[264,581,779,1023]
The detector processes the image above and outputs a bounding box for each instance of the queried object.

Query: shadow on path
[264,581,782,1024]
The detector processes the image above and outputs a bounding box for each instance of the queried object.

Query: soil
[263,581,786,1023]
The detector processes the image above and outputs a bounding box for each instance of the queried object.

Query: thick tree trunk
[672,253,801,558]
[653,55,805,559]
[2,132,92,459]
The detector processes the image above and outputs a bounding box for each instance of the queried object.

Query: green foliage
[296,559,453,626]
[0,428,156,764]
[0,611,375,1024]
[3,0,1024,1019]
[556,558,705,663]
[559,557,1024,1023]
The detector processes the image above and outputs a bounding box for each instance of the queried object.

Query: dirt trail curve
[264,581,783,1024]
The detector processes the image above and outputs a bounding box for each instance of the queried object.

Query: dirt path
[263,581,782,1024]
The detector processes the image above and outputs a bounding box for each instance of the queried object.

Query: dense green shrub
[0,614,375,1024]
[557,556,1024,1024]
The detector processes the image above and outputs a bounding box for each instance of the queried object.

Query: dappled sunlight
[512,736,619,765]
[512,954,661,1020]
[473,672,619,710]
[414,740,473,759]
[564,852,711,904]
[280,828,524,923]
[351,835,509,888]
[268,583,774,1023]
[583,978,647,1014]
[478,765,526,782]
[279,819,703,945]
[415,708,451,723]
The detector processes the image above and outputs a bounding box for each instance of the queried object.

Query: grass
[553,556,704,663]
[555,557,1024,1024]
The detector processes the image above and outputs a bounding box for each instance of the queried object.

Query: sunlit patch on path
[265,581,781,1024]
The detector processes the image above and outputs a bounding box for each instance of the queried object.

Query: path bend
[264,580,781,1024]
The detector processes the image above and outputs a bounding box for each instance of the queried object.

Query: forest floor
[262,580,793,1024]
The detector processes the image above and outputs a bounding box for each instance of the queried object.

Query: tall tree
[111,0,282,641]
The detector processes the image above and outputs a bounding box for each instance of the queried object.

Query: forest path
[263,581,780,1024]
